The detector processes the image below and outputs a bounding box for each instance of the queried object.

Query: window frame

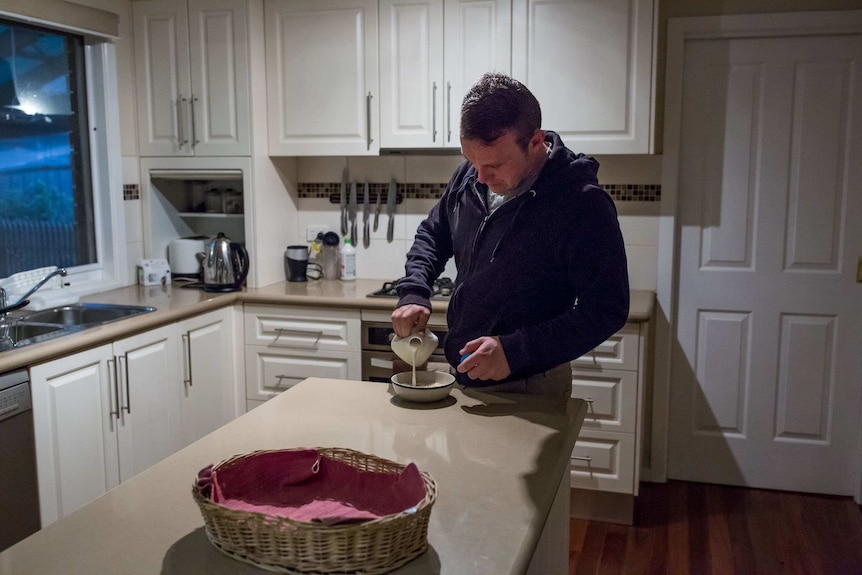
[0,17,127,294]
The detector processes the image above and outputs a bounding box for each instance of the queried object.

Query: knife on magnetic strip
[386,179,396,243]
[340,168,348,236]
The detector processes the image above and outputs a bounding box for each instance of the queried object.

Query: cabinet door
[187,0,251,156]
[178,308,236,446]
[512,0,655,154]
[443,0,511,149]
[266,0,379,156]
[379,0,444,149]
[31,345,118,526]
[134,0,193,156]
[112,325,182,483]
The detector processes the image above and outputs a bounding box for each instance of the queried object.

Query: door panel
[670,34,862,495]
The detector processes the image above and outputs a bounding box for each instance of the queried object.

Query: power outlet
[306,225,326,242]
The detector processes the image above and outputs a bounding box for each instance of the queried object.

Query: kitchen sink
[18,303,156,327]
[0,303,156,352]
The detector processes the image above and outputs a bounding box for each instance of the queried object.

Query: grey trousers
[465,363,573,399]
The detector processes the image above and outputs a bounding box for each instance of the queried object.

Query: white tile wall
[294,155,659,288]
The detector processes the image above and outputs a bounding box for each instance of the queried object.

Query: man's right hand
[391,304,431,338]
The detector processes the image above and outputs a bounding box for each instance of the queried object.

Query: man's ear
[529,129,546,151]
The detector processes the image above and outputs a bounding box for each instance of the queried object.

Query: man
[392,73,629,397]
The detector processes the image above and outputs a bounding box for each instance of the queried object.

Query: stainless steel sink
[18,303,156,327]
[0,303,156,352]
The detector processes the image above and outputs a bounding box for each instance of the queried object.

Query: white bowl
[391,371,455,403]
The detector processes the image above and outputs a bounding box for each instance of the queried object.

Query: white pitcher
[391,329,439,367]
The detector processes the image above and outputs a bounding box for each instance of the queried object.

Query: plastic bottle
[339,237,356,280]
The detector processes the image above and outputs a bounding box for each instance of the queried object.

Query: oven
[360,311,452,383]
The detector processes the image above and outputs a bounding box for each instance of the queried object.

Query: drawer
[244,346,361,402]
[244,305,360,351]
[571,323,640,372]
[571,369,638,433]
[569,430,635,494]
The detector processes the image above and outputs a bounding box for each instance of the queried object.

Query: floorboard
[569,481,862,575]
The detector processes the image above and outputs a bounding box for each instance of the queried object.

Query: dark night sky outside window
[0,18,96,277]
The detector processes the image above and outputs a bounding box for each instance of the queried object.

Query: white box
[137,259,171,286]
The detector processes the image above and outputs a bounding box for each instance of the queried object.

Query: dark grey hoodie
[397,131,630,386]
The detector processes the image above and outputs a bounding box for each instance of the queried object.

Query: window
[0,18,99,279]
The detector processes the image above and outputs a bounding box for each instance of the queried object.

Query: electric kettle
[199,233,249,292]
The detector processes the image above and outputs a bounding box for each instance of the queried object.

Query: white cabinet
[177,308,237,446]
[31,325,182,526]
[569,322,647,524]
[244,305,361,410]
[379,0,511,149]
[265,0,379,156]
[133,0,250,156]
[512,0,655,154]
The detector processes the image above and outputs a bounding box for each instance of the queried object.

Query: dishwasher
[0,370,41,551]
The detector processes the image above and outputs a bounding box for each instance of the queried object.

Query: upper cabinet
[512,0,656,154]
[265,0,379,156]
[133,0,251,157]
[379,0,511,150]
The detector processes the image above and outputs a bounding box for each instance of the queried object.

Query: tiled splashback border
[298,182,660,202]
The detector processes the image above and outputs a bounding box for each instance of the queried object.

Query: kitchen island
[0,377,586,575]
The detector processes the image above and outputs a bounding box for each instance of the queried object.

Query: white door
[178,308,236,446]
[669,33,862,494]
[113,325,181,483]
[30,345,118,526]
[380,0,444,148]
[187,0,250,156]
[265,0,379,155]
[133,0,193,156]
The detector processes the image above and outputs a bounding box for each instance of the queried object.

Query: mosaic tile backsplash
[298,182,660,202]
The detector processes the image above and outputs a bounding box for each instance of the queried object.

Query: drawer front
[244,347,360,401]
[571,323,640,372]
[569,430,635,494]
[571,369,638,433]
[244,305,360,351]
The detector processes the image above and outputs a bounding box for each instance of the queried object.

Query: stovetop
[366,277,455,300]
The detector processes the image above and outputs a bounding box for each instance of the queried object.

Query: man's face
[461,129,544,195]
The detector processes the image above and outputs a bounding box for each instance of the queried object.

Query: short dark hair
[460,73,542,150]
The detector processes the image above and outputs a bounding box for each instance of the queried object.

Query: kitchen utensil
[373,189,381,231]
[340,168,348,236]
[349,180,357,245]
[391,329,439,367]
[362,182,370,248]
[200,233,249,292]
[386,179,396,243]
[285,245,322,282]
[390,371,455,403]
[168,236,208,279]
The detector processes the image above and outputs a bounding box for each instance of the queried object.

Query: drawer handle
[572,455,592,462]
[273,328,322,347]
[275,375,291,388]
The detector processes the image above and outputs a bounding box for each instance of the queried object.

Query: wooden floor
[569,481,862,575]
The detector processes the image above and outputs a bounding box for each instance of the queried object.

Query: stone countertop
[0,377,587,575]
[0,279,654,373]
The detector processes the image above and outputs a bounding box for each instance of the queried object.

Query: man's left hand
[457,336,511,381]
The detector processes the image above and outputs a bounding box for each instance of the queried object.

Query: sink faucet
[0,268,68,315]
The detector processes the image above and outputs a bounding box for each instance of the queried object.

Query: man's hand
[391,304,431,338]
[457,336,511,381]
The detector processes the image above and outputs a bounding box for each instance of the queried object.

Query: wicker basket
[191,447,437,574]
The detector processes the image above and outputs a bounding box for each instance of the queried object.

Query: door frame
[654,9,862,502]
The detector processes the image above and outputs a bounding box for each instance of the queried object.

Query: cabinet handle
[120,354,131,415]
[446,81,452,142]
[177,95,188,148]
[182,332,193,387]
[108,357,120,423]
[432,82,438,142]
[366,92,373,150]
[275,374,290,388]
[273,328,322,348]
[189,96,199,147]
[572,455,592,462]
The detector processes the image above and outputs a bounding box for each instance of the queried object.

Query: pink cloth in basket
[197,449,427,525]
